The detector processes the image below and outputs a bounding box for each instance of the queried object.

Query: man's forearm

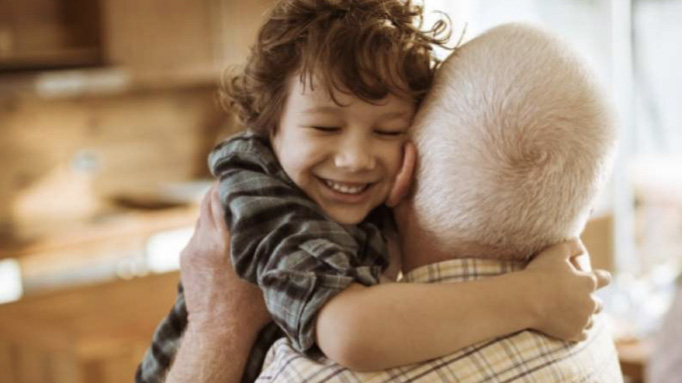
[165,324,254,383]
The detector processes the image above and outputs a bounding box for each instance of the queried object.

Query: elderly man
[161,23,622,383]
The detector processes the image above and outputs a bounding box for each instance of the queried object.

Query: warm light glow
[145,227,194,273]
[0,259,23,304]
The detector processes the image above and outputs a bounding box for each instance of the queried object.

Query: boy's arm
[316,240,610,371]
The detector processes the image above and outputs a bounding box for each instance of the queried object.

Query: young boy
[136,2,606,382]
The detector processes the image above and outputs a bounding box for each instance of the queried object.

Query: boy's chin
[325,208,369,226]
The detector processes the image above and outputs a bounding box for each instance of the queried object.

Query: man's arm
[165,186,270,383]
[316,240,610,371]
[167,323,256,383]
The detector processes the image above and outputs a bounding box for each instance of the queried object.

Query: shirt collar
[402,258,528,283]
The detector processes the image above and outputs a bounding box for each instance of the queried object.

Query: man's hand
[525,239,611,342]
[179,185,270,330]
[166,185,270,383]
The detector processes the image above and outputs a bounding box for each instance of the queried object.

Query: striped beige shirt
[255,258,624,383]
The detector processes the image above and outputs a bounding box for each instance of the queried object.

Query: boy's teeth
[324,180,368,194]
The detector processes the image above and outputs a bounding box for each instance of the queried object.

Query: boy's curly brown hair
[221,0,451,136]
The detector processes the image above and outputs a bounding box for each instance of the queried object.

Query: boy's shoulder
[211,129,273,159]
[208,129,281,175]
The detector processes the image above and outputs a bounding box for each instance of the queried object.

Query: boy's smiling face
[271,76,415,225]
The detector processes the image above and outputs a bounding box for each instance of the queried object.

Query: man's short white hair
[411,23,617,260]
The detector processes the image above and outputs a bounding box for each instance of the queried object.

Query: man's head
[405,23,617,261]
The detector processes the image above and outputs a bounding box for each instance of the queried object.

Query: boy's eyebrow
[379,111,411,121]
[302,107,410,121]
[302,106,342,114]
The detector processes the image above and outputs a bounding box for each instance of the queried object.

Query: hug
[137,1,621,382]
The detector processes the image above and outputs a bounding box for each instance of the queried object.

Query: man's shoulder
[256,317,623,383]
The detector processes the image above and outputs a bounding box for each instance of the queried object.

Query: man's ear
[387,141,416,207]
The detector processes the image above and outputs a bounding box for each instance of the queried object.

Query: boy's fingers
[585,317,594,330]
[569,239,586,257]
[578,331,589,342]
[571,253,592,272]
[553,239,583,260]
[594,269,612,289]
[386,141,416,207]
[593,297,604,314]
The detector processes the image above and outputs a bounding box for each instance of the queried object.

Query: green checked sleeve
[209,132,389,354]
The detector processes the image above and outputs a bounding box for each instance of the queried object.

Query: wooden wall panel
[0,0,102,70]
[214,0,275,68]
[100,0,276,83]
[0,87,226,245]
[0,341,18,383]
[0,271,179,382]
[16,345,49,383]
[101,0,216,82]
[49,353,84,383]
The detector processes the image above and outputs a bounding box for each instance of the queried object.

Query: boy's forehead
[289,72,350,103]
[287,72,415,114]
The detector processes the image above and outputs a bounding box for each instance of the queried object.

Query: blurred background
[0,0,679,382]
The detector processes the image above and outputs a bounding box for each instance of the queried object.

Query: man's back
[256,259,623,383]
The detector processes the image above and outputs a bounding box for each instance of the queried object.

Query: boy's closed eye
[374,128,406,138]
[310,126,342,133]
[305,125,407,138]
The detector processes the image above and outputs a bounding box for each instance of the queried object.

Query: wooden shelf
[0,48,102,72]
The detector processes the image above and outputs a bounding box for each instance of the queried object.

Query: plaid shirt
[136,131,391,383]
[256,258,624,383]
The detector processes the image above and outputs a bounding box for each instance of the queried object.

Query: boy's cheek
[393,143,410,177]
[386,142,407,174]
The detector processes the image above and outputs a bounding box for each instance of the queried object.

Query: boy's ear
[387,141,416,208]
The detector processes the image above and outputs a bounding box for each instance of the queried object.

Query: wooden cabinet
[0,0,103,71]
[100,0,218,85]
[1,0,275,87]
[99,0,274,85]
[212,0,276,68]
[0,271,179,383]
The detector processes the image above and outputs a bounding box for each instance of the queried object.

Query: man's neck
[396,205,454,273]
[397,204,513,274]
[400,231,451,274]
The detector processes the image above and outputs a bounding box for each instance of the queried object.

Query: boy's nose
[334,139,376,172]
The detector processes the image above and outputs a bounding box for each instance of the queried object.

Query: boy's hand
[179,185,270,333]
[524,239,611,342]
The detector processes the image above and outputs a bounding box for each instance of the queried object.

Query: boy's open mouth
[321,178,372,195]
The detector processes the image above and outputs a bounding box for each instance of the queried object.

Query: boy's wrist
[511,270,546,330]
